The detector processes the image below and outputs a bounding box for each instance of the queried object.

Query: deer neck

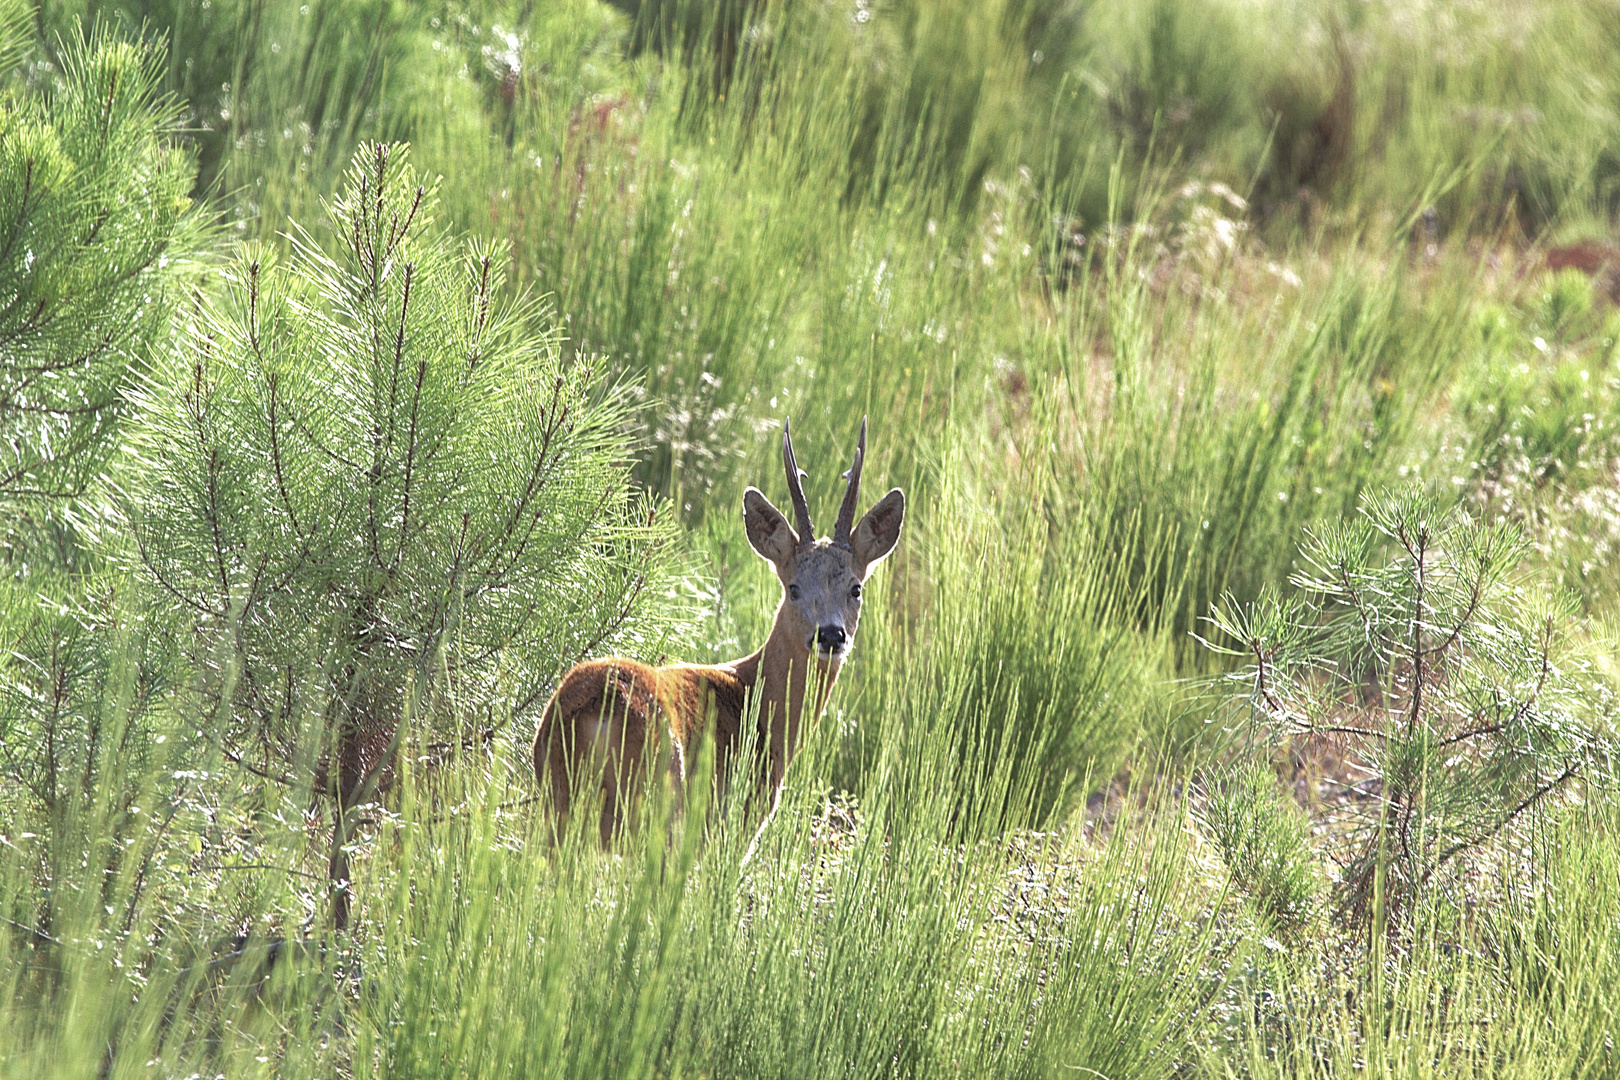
[725,602,841,788]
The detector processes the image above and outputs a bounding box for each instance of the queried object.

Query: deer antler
[782,418,816,544]
[832,416,867,550]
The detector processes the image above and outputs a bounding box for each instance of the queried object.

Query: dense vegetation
[6,0,1620,1075]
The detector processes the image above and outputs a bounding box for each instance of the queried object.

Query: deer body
[533,420,903,844]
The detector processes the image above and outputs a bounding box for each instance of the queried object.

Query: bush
[1198,762,1321,933]
[1447,276,1620,617]
[0,18,200,504]
[0,19,200,853]
[1205,488,1618,929]
[121,142,687,924]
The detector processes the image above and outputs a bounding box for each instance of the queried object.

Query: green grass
[9,0,1620,1075]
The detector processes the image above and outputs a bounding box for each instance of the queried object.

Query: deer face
[743,419,904,665]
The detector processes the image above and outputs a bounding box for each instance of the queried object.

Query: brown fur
[533,421,903,845]
[533,658,753,844]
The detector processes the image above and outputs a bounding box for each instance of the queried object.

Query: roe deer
[533,418,904,846]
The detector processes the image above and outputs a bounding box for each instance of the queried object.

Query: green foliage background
[6,0,1620,1075]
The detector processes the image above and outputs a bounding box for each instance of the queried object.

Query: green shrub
[1206,488,1618,929]
[0,20,201,503]
[120,142,688,924]
[1449,278,1620,616]
[1199,762,1321,933]
[0,20,200,863]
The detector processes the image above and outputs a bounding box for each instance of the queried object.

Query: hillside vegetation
[6,0,1620,1075]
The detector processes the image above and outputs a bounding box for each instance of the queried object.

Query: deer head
[742,418,905,664]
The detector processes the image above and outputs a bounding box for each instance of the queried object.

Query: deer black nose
[817,624,847,650]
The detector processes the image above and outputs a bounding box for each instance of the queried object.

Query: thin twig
[192,863,326,882]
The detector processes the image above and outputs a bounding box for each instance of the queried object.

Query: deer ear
[744,487,799,566]
[851,488,904,576]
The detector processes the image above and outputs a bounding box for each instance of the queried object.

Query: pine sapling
[1204,488,1617,932]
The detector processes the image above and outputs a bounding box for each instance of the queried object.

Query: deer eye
[789,584,801,601]
[851,584,862,600]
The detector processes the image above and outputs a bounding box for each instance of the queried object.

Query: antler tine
[781,418,816,544]
[832,416,867,549]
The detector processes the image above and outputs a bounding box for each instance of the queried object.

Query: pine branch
[1423,760,1581,887]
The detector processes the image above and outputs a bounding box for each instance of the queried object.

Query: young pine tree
[0,19,200,847]
[0,15,200,507]
[1205,489,1618,931]
[124,143,687,926]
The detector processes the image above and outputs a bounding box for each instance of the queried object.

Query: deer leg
[534,701,573,847]
[597,698,650,846]
[598,761,621,848]
[546,731,572,845]
[666,731,687,816]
